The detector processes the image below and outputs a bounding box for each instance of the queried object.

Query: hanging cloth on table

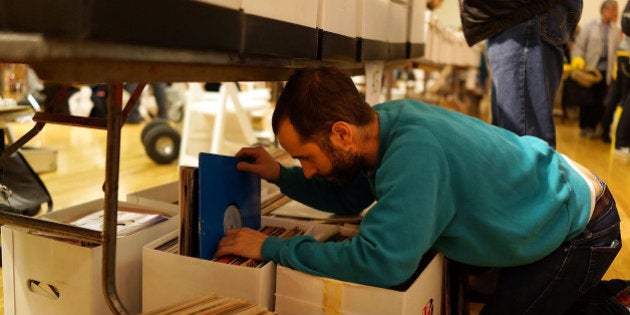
[0,130,52,217]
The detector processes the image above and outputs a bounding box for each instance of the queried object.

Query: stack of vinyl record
[141,293,274,315]
[211,225,305,268]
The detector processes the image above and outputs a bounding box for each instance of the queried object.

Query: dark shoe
[601,134,612,143]
[568,280,630,314]
[580,128,597,139]
[615,146,630,156]
[615,289,630,311]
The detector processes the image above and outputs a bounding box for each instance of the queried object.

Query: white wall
[431,0,624,30]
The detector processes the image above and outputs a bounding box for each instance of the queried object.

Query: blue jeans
[487,2,581,148]
[481,186,623,314]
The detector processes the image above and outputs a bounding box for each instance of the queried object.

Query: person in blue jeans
[89,83,169,123]
[215,67,629,314]
[459,0,583,148]
[124,82,169,123]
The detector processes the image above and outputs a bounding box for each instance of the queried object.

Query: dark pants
[481,187,624,314]
[601,69,622,139]
[601,55,630,146]
[616,56,630,148]
[580,71,608,131]
[125,82,169,120]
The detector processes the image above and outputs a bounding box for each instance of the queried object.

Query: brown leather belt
[589,185,612,225]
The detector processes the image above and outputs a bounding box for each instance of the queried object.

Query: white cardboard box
[356,0,390,41]
[193,0,241,10]
[142,216,339,312]
[407,0,426,45]
[388,1,408,59]
[1,199,178,315]
[275,252,444,315]
[388,1,408,44]
[241,0,319,28]
[142,230,276,312]
[316,0,359,61]
[126,181,179,213]
[317,0,358,37]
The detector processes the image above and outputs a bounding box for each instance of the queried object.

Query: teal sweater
[261,99,591,288]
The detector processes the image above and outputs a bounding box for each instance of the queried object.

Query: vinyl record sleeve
[179,165,199,257]
[198,153,261,260]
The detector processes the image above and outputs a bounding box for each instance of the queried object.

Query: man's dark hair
[272,67,373,143]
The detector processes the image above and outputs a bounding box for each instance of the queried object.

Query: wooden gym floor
[0,111,628,313]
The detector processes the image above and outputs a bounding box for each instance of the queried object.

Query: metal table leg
[102,83,128,315]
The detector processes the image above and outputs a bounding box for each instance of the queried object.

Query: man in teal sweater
[214,67,627,313]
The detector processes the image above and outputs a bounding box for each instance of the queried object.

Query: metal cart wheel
[142,122,180,164]
[140,118,170,143]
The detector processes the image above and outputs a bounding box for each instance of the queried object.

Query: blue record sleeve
[198,152,261,260]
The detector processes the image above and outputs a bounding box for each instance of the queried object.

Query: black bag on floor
[0,149,53,217]
[562,67,602,108]
[562,76,595,108]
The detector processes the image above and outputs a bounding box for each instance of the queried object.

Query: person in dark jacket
[612,0,630,154]
[459,0,583,148]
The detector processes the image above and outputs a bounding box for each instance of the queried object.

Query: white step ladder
[178,82,271,166]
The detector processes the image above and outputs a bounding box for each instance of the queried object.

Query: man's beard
[320,139,363,186]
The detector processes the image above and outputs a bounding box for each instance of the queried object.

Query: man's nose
[302,165,317,179]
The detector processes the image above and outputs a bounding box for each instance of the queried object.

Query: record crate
[274,251,444,315]
[141,216,342,312]
[1,198,179,315]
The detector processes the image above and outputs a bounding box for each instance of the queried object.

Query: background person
[572,0,621,138]
[610,0,630,154]
[459,0,583,148]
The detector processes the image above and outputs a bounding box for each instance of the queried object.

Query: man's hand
[214,227,268,260]
[235,145,281,182]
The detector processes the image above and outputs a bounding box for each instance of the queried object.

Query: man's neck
[358,112,380,169]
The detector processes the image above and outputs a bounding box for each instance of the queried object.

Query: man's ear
[330,121,353,148]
